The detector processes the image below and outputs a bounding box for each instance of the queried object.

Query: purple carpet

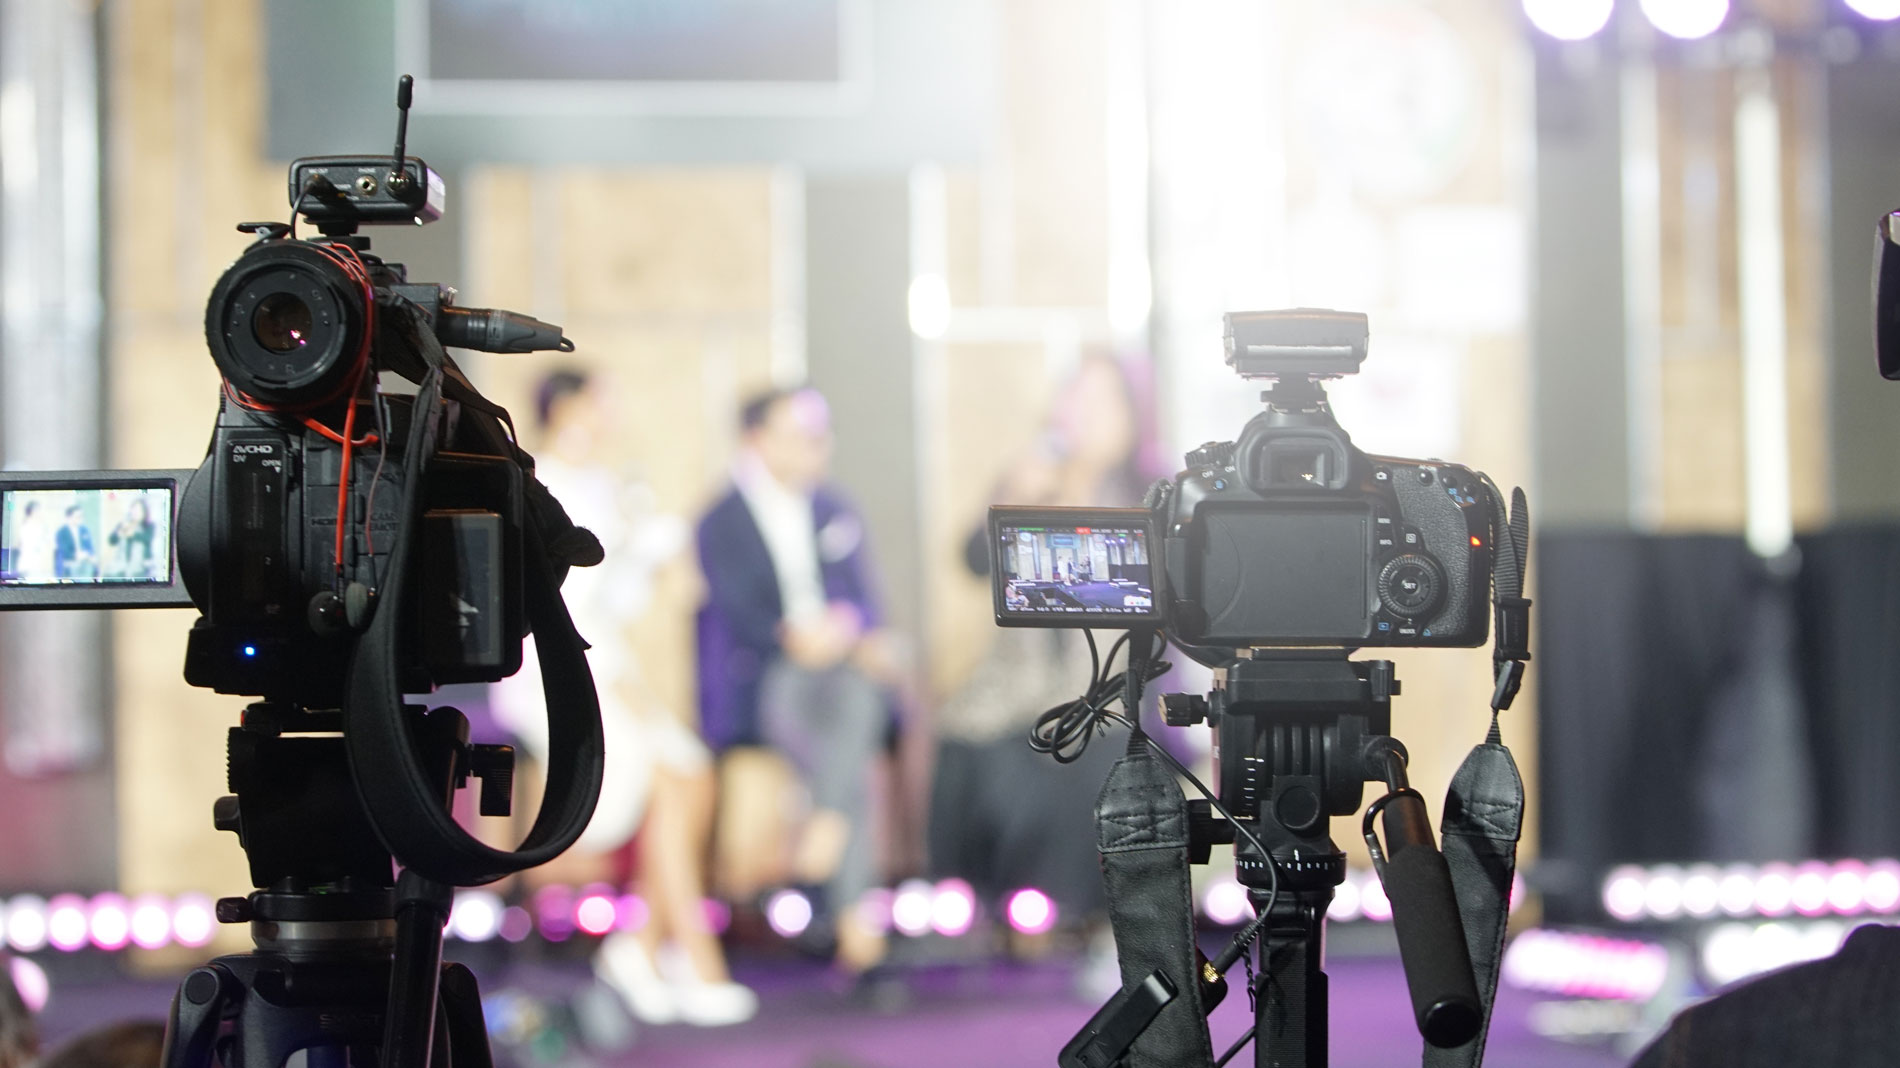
[32,945,1633,1068]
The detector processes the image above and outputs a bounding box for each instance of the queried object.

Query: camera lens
[205,241,366,408]
[251,293,313,353]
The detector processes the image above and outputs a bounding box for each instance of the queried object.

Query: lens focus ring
[205,241,365,407]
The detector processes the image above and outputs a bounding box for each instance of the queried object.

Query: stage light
[575,894,617,937]
[1640,0,1729,39]
[931,880,976,938]
[1847,0,1900,21]
[1503,929,1671,1000]
[87,894,130,951]
[1754,864,1794,916]
[1643,865,1685,920]
[1826,862,1867,915]
[171,894,215,948]
[498,906,533,943]
[8,958,46,1014]
[1602,865,1647,921]
[6,896,46,953]
[907,274,951,340]
[1005,889,1057,936]
[1202,879,1251,927]
[765,890,814,939]
[855,888,894,937]
[614,894,648,933]
[702,898,732,935]
[1791,863,1832,917]
[1523,0,1615,40]
[1717,866,1757,916]
[1865,860,1900,912]
[448,891,503,943]
[129,895,171,950]
[47,895,88,952]
[1360,877,1393,922]
[1681,865,1721,918]
[1327,877,1363,922]
[533,885,574,942]
[892,879,933,937]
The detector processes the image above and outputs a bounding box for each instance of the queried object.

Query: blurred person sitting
[494,368,755,1027]
[696,385,896,974]
[931,353,1166,941]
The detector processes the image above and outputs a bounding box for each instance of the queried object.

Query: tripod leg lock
[163,964,237,1068]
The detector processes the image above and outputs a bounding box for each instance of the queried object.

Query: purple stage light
[1327,876,1363,922]
[855,887,894,937]
[575,894,617,937]
[766,889,814,939]
[1523,0,1614,41]
[1360,876,1393,922]
[892,879,933,937]
[1680,865,1721,918]
[171,894,216,948]
[1846,0,1900,20]
[448,891,503,943]
[1006,889,1057,936]
[931,880,976,938]
[1864,860,1900,912]
[498,906,533,943]
[533,885,575,942]
[1717,866,1757,917]
[1826,861,1867,915]
[1202,879,1250,927]
[1754,863,1795,917]
[6,896,47,953]
[702,898,732,935]
[129,894,171,950]
[1791,863,1832,917]
[47,894,88,952]
[1640,0,1730,39]
[88,894,130,952]
[8,958,46,1014]
[1602,865,1647,922]
[1503,929,1670,1001]
[614,894,648,933]
[1643,865,1685,920]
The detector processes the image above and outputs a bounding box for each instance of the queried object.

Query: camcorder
[1,78,604,1065]
[991,308,1503,654]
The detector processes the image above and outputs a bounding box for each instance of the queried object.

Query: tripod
[160,702,517,1068]
[1165,649,1479,1068]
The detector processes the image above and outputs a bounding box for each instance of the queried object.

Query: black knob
[215,897,253,924]
[1162,693,1209,727]
[212,795,242,835]
[1185,441,1234,470]
[1377,554,1446,619]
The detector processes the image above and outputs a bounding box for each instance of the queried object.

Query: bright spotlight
[1847,0,1900,20]
[1201,880,1251,927]
[892,879,934,938]
[1640,0,1729,39]
[765,890,814,939]
[1005,889,1057,936]
[1523,0,1615,40]
[47,895,88,952]
[129,895,171,950]
[171,894,216,948]
[8,958,47,1013]
[1602,866,1647,921]
[448,890,504,943]
[931,880,976,938]
[574,895,617,937]
[87,894,130,952]
[6,896,47,953]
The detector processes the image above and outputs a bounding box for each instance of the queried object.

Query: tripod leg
[161,966,237,1068]
[1254,895,1329,1068]
[439,963,493,1068]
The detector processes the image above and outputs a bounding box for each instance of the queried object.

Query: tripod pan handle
[1381,801,1483,1048]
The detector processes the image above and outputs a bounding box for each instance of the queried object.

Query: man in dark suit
[696,385,891,972]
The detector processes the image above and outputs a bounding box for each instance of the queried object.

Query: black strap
[1424,483,1531,1068]
[1096,730,1216,1068]
[343,309,604,885]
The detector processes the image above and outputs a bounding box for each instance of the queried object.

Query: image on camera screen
[998,521,1156,619]
[0,486,173,587]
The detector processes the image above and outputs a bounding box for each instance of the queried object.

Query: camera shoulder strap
[1425,483,1530,1068]
[344,309,603,885]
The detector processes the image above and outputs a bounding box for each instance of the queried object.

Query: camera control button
[1378,553,1444,618]
[1417,467,1435,485]
[1374,467,1391,483]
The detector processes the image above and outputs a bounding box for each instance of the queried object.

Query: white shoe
[595,933,678,1025]
[657,943,759,1027]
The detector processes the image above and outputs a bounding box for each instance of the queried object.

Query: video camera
[1,78,604,1067]
[991,308,1504,654]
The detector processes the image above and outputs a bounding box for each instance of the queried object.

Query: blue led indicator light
[242,645,257,658]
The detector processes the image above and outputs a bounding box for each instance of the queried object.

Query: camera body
[992,309,1497,651]
[174,151,571,706]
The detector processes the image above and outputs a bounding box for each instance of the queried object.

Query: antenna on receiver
[389,75,414,195]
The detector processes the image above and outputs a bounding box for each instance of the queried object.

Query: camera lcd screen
[992,508,1158,627]
[1198,504,1371,641]
[0,471,194,610]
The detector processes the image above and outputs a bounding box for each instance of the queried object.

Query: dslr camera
[992,309,1498,653]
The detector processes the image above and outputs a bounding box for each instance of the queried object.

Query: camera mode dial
[1377,553,1445,619]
